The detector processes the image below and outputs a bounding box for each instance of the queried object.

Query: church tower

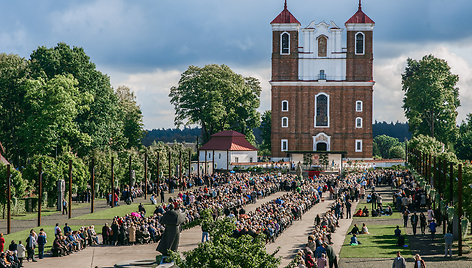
[270,0,300,81]
[270,1,375,160]
[346,0,375,81]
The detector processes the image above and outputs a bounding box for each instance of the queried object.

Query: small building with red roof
[196,130,258,172]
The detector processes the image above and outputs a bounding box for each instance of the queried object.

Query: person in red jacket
[0,233,5,253]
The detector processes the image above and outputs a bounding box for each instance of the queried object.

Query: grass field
[73,202,158,220]
[339,224,412,259]
[2,224,100,252]
[10,201,99,220]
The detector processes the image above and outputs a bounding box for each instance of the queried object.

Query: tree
[389,145,405,159]
[0,54,30,166]
[0,164,27,212]
[19,75,92,157]
[402,55,460,144]
[259,111,271,156]
[29,43,126,155]
[115,86,145,148]
[454,114,472,160]
[169,211,279,268]
[169,64,261,143]
[373,135,401,159]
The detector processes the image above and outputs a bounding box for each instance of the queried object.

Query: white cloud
[373,42,472,124]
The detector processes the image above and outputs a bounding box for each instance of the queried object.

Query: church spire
[358,0,362,10]
[284,0,287,10]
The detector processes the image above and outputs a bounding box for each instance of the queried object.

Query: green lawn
[2,224,98,252]
[10,201,99,220]
[73,202,158,220]
[339,225,412,259]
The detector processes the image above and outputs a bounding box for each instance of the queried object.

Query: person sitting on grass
[397,235,405,247]
[361,223,369,234]
[362,206,369,217]
[348,224,359,235]
[354,208,363,217]
[350,234,361,245]
[394,226,401,237]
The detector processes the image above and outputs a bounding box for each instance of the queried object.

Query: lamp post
[68,160,72,219]
[91,159,95,213]
[7,164,11,234]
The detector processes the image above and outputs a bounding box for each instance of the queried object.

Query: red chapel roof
[199,130,258,151]
[345,3,375,24]
[271,1,301,25]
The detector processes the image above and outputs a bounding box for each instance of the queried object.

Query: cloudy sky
[1,0,471,129]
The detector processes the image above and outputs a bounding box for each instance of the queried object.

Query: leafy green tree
[455,114,472,160]
[0,54,30,166]
[169,64,261,143]
[402,55,460,144]
[19,75,92,157]
[116,86,145,148]
[259,110,271,156]
[170,212,279,268]
[408,134,444,156]
[389,145,405,159]
[29,43,126,155]
[373,135,401,159]
[0,164,27,211]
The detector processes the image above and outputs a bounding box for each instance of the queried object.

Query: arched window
[281,32,290,54]
[356,100,363,112]
[281,100,288,111]
[281,139,288,152]
[355,32,364,55]
[317,35,328,57]
[356,117,363,128]
[315,93,329,127]
[355,140,363,152]
[282,117,288,128]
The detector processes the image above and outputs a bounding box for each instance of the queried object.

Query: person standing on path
[429,220,437,239]
[62,199,68,215]
[403,210,410,228]
[413,254,426,268]
[420,212,427,235]
[411,212,419,235]
[26,231,37,262]
[37,231,47,259]
[17,241,25,267]
[323,242,338,268]
[0,233,4,253]
[444,230,453,257]
[345,200,352,219]
[160,189,165,204]
[392,251,406,268]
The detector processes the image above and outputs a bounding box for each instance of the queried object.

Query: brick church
[270,0,374,160]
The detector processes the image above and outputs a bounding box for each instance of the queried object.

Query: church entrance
[313,133,331,152]
[316,142,328,151]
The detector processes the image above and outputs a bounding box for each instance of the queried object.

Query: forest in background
[142,121,411,146]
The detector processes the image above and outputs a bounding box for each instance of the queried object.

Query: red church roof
[199,130,258,151]
[345,1,375,24]
[271,0,300,25]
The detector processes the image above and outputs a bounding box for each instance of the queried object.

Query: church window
[281,32,290,54]
[319,70,326,80]
[282,100,288,111]
[282,117,288,128]
[355,140,363,152]
[281,139,288,152]
[317,35,328,57]
[356,101,363,112]
[315,93,329,127]
[355,32,364,55]
[356,117,363,128]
